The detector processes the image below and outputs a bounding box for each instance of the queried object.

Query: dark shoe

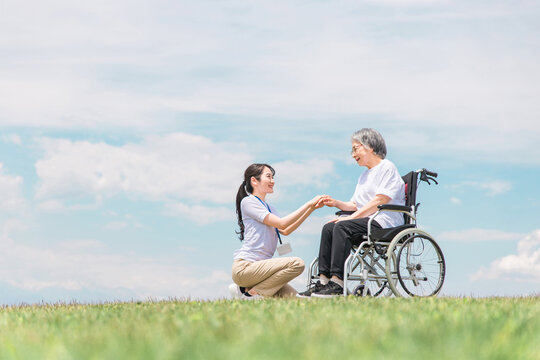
[311,281,344,298]
[296,281,325,298]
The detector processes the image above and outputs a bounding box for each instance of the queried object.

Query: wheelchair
[306,168,446,297]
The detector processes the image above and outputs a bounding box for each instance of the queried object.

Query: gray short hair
[351,128,387,159]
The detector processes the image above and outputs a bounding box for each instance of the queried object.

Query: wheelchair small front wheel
[396,233,445,297]
[346,246,392,297]
[352,284,372,297]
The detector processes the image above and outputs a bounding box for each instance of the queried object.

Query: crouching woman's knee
[289,256,305,276]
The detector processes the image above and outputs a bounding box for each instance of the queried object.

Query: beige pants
[232,257,305,298]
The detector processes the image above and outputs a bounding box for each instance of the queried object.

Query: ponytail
[235,163,275,241]
[235,181,249,241]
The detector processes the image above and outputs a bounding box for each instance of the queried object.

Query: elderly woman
[298,128,405,298]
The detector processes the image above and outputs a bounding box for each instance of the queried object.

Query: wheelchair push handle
[417,168,438,185]
[424,169,437,178]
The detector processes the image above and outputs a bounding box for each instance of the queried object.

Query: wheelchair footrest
[374,244,387,258]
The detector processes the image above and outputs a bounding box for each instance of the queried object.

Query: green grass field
[1,297,538,359]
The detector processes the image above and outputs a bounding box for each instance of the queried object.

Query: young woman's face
[252,167,275,194]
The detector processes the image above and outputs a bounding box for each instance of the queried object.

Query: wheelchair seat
[370,224,416,242]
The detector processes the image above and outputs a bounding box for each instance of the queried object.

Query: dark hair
[235,163,275,241]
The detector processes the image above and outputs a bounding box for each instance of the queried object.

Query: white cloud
[0,164,26,213]
[450,197,462,205]
[273,159,335,188]
[450,180,512,196]
[102,212,143,230]
[37,198,103,212]
[1,1,539,164]
[367,0,446,4]
[471,230,540,283]
[0,221,230,300]
[1,134,22,146]
[165,203,234,225]
[0,219,28,238]
[34,134,337,222]
[35,133,252,206]
[474,181,512,196]
[438,228,526,242]
[104,221,128,230]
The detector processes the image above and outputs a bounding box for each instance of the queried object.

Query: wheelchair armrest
[335,210,355,216]
[377,204,411,212]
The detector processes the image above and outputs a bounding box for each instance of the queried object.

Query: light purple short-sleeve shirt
[233,195,280,262]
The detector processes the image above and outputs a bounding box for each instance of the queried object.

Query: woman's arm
[263,195,327,231]
[279,198,326,235]
[330,194,391,223]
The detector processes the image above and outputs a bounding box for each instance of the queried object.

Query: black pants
[318,218,381,280]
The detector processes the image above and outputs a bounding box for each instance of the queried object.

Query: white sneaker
[229,283,242,299]
[240,293,263,300]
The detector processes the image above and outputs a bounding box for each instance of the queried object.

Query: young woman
[231,163,327,299]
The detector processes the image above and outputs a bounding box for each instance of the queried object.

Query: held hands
[322,196,338,208]
[309,195,341,209]
[309,195,338,209]
[309,195,355,222]
[310,195,330,209]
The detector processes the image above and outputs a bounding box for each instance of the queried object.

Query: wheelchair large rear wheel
[396,233,445,297]
[385,229,445,297]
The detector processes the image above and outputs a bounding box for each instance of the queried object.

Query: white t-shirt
[350,159,405,228]
[233,195,280,262]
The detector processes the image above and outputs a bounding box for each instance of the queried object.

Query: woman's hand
[327,215,352,223]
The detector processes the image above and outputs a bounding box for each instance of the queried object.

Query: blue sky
[0,0,539,303]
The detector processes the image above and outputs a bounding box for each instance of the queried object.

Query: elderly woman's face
[351,141,371,167]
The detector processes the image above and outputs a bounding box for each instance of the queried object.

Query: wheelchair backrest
[401,171,419,224]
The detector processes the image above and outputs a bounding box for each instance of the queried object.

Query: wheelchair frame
[306,168,446,297]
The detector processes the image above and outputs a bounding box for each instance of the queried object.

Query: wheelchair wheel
[385,228,445,297]
[346,245,393,297]
[352,285,371,297]
[362,247,393,296]
[396,234,445,297]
